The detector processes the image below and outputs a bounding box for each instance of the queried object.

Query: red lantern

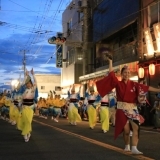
[138,67,144,78]
[149,63,155,75]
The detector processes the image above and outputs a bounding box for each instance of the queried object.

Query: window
[66,48,75,67]
[78,12,84,23]
[67,19,72,36]
[68,48,75,64]
[148,2,160,27]
[41,86,45,90]
[55,86,61,91]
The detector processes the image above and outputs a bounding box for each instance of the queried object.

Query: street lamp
[11,79,19,88]
[77,54,83,60]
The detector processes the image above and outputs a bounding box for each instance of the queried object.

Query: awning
[79,61,138,82]
[79,67,119,82]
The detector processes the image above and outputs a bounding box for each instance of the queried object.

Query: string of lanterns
[138,63,155,78]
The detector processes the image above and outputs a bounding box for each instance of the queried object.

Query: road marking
[33,119,154,160]
[141,130,160,134]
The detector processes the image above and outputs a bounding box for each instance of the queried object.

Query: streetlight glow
[11,79,19,87]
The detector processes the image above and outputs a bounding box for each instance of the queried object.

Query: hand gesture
[53,91,56,95]
[31,68,34,75]
[103,54,112,61]
[25,70,29,76]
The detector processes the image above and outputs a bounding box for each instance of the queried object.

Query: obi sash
[13,100,19,106]
[70,99,78,103]
[88,100,95,104]
[100,102,109,107]
[117,101,137,110]
[23,99,34,106]
[117,101,140,122]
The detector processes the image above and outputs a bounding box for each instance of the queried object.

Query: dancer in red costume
[96,49,160,155]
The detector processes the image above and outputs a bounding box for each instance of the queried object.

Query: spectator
[150,83,160,130]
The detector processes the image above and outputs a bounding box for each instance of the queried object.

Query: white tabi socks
[131,146,143,154]
[124,144,130,152]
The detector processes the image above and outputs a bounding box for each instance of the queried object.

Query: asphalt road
[0,116,160,160]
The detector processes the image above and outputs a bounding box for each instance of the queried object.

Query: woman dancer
[67,84,81,125]
[20,68,38,142]
[0,91,7,120]
[99,93,110,133]
[96,52,160,154]
[85,81,100,129]
[10,80,24,127]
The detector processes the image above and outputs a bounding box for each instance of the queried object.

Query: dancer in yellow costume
[99,94,110,133]
[20,68,38,142]
[0,90,12,121]
[67,84,82,125]
[39,98,48,119]
[10,81,24,127]
[0,91,7,120]
[52,94,65,122]
[85,82,101,129]
[47,91,55,120]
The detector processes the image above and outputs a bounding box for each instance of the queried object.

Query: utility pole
[23,50,26,78]
[81,0,89,75]
[137,0,143,60]
[20,50,29,78]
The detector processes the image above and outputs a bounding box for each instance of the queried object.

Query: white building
[61,0,84,93]
[35,74,61,98]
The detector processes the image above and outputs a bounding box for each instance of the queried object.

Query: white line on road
[33,119,154,160]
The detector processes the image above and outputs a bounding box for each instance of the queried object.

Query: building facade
[61,0,160,105]
[140,0,160,106]
[80,0,141,82]
[35,74,61,98]
[61,0,88,94]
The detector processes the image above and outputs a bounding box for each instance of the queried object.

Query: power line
[46,44,62,64]
[0,9,64,12]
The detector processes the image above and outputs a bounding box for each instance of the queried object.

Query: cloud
[0,0,72,87]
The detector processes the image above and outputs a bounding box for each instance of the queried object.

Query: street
[0,116,160,160]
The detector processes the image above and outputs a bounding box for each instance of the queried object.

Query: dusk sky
[0,0,71,88]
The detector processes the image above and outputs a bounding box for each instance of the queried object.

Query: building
[61,0,142,91]
[139,0,160,105]
[79,0,141,83]
[35,74,61,98]
[61,0,85,94]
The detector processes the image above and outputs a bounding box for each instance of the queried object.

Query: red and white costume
[96,71,149,139]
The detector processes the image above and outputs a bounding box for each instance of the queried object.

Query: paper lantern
[149,63,155,75]
[138,67,144,78]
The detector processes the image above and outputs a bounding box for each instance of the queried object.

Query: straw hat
[89,86,94,92]
[25,75,31,84]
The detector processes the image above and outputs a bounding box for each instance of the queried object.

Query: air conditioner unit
[72,1,76,5]
[81,0,87,7]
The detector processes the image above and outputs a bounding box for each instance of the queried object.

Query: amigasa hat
[25,75,31,84]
